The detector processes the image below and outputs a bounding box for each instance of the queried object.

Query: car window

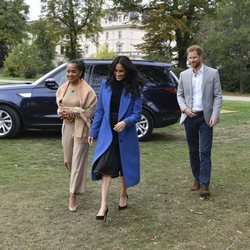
[89,64,110,86]
[136,65,174,87]
[170,71,179,87]
[51,68,67,86]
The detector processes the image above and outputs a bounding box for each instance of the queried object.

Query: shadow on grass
[143,131,185,142]
[13,129,185,142]
[15,129,61,139]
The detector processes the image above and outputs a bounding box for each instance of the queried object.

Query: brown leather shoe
[200,187,210,198]
[190,182,200,191]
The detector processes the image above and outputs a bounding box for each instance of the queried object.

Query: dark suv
[0,59,180,140]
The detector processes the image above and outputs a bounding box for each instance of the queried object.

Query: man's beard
[192,61,201,69]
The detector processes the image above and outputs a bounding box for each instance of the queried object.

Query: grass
[0,101,249,250]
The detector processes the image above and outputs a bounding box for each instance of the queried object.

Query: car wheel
[136,110,154,141]
[0,105,21,139]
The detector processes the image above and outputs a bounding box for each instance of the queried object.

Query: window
[106,32,109,40]
[89,64,110,88]
[135,65,173,87]
[117,44,123,53]
[118,31,122,39]
[85,45,89,55]
[60,46,65,55]
[51,69,67,87]
[123,14,128,21]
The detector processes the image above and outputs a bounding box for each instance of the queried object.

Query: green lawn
[0,101,249,250]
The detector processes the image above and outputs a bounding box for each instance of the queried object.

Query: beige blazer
[177,65,222,125]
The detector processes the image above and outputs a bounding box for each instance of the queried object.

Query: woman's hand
[59,110,72,119]
[88,136,94,146]
[113,121,126,133]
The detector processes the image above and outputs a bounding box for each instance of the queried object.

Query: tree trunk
[178,47,187,69]
[239,79,244,94]
[175,29,189,69]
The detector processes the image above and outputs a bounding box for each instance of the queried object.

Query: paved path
[223,96,250,102]
[0,79,32,84]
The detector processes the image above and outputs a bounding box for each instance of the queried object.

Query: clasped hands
[184,108,218,127]
[184,108,197,118]
[59,110,80,119]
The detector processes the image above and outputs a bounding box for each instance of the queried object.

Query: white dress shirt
[192,65,204,111]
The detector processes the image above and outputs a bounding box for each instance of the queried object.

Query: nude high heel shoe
[68,193,78,212]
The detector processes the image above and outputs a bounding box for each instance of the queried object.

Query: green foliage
[41,0,105,60]
[198,0,250,93]
[4,43,45,78]
[172,67,184,78]
[112,0,220,68]
[91,46,117,59]
[29,19,59,72]
[0,0,29,67]
[141,50,173,63]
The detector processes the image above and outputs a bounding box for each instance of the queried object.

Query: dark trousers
[184,112,213,188]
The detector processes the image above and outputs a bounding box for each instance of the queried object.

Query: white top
[191,65,204,111]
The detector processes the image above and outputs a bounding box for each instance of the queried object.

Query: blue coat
[90,81,142,187]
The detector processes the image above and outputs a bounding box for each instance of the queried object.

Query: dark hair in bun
[68,59,86,79]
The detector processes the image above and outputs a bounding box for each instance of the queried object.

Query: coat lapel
[187,69,193,99]
[104,85,112,121]
[118,89,131,121]
[202,65,208,94]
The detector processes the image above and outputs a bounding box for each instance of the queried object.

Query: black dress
[93,82,124,179]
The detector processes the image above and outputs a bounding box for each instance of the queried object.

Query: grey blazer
[177,65,222,125]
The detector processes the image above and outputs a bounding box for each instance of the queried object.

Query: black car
[0,59,180,140]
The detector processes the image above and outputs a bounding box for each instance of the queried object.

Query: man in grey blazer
[177,45,222,198]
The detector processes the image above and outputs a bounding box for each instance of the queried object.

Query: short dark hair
[68,59,86,79]
[187,45,203,56]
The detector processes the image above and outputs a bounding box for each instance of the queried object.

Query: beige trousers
[62,122,89,194]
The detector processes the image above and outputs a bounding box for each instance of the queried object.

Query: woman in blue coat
[88,56,143,221]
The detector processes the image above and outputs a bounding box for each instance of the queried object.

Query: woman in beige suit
[56,59,97,212]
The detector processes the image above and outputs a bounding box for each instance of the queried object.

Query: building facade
[55,11,145,64]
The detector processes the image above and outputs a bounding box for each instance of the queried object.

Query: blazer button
[120,139,123,142]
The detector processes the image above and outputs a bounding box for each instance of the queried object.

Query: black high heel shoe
[96,207,109,222]
[118,194,128,210]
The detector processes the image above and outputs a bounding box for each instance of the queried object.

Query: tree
[0,0,29,67]
[29,19,59,72]
[91,46,117,59]
[198,0,250,93]
[4,43,45,78]
[112,0,220,68]
[41,0,105,60]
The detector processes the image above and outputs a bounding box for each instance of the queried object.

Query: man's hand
[209,117,218,127]
[184,108,198,118]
